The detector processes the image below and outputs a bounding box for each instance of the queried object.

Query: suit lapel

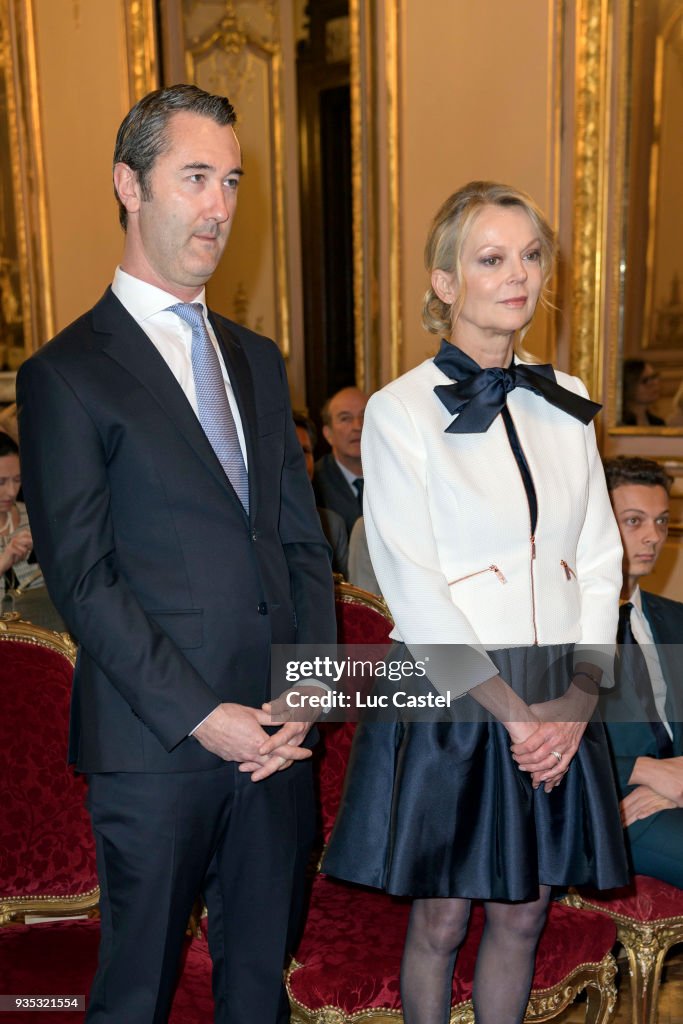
[93,289,248,512]
[642,592,683,748]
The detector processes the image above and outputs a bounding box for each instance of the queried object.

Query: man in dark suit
[603,456,683,886]
[293,412,348,577]
[17,85,336,1023]
[312,386,368,535]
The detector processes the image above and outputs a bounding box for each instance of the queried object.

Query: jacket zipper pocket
[560,560,577,581]
[448,565,507,586]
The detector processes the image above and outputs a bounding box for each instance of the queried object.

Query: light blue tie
[168,302,249,513]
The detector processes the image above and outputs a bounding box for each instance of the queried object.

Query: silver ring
[550,750,563,763]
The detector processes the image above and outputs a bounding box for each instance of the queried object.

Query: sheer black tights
[400,896,471,1024]
[400,886,551,1024]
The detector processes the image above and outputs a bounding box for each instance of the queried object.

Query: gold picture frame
[568,0,683,444]
[0,0,53,368]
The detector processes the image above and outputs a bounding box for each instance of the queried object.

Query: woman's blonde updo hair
[422,181,556,337]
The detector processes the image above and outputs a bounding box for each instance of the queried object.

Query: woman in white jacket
[323,182,628,1024]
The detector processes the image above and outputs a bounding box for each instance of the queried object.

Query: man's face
[118,111,242,298]
[610,484,670,585]
[322,388,367,466]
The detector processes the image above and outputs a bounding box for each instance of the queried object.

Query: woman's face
[443,205,543,346]
[635,363,661,406]
[0,453,21,511]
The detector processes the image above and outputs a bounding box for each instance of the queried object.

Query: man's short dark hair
[0,431,19,459]
[292,412,316,448]
[113,84,237,230]
[603,456,673,495]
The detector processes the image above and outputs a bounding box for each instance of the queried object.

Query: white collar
[112,266,208,322]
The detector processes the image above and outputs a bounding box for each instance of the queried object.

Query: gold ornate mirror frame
[0,0,53,376]
[569,0,683,448]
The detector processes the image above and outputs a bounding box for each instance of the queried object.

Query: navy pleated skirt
[322,644,629,902]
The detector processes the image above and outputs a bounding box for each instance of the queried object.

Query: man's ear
[431,268,457,305]
[322,424,333,448]
[113,162,142,217]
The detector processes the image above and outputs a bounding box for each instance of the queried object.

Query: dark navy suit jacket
[17,288,337,774]
[603,590,683,839]
[312,452,362,536]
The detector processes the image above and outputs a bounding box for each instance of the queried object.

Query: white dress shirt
[111,267,248,466]
[626,586,673,738]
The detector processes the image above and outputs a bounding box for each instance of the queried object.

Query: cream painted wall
[31,0,556,364]
[399,0,555,372]
[34,0,130,334]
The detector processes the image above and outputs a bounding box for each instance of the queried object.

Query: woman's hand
[510,697,588,793]
[0,528,32,574]
[510,676,599,792]
[505,718,541,746]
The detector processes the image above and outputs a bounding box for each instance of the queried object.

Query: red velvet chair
[0,614,214,1020]
[0,919,214,1023]
[291,719,619,1023]
[288,878,618,1024]
[566,876,683,1024]
[311,581,393,846]
[334,579,394,646]
[0,616,97,924]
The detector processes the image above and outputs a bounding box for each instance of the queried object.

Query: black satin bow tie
[433,340,601,434]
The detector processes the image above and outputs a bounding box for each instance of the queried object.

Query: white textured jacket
[361,356,623,695]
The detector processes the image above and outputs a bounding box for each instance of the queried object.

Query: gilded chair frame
[565,889,683,1024]
[0,614,98,926]
[334,579,392,624]
[0,612,75,656]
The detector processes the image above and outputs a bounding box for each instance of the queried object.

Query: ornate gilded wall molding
[569,0,632,425]
[570,0,610,398]
[602,4,631,433]
[597,1,683,457]
[123,0,159,102]
[350,0,401,391]
[183,1,290,359]
[349,0,367,390]
[642,5,683,352]
[0,0,53,360]
[385,0,401,383]
[184,2,277,103]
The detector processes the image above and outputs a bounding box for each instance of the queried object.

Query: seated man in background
[313,386,367,536]
[294,412,348,577]
[603,455,683,886]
